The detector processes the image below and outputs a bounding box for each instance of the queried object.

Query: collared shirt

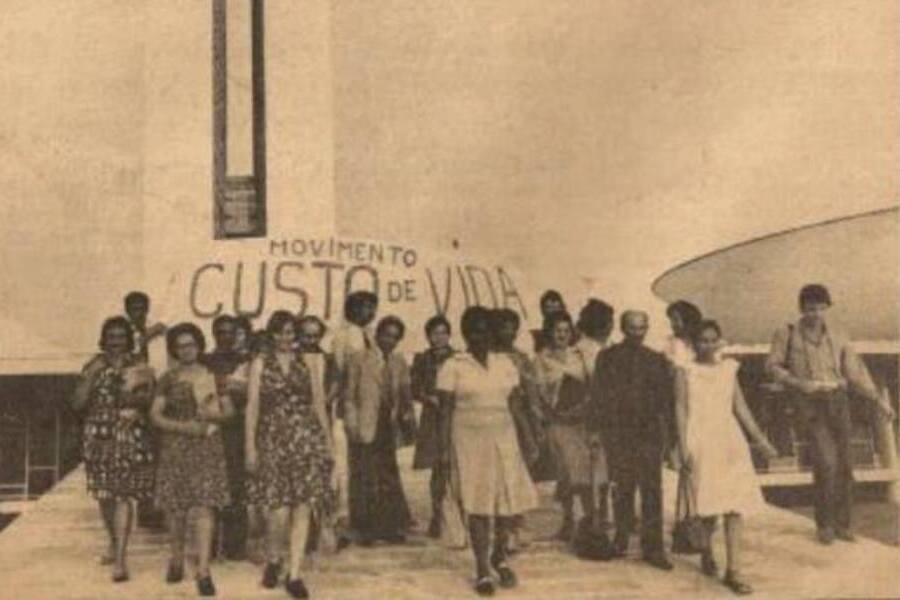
[436,352,520,427]
[330,322,373,375]
[127,317,149,363]
[766,320,878,401]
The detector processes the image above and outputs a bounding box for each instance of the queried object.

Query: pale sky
[333,0,900,345]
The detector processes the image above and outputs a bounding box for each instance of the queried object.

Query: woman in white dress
[665,300,703,369]
[437,306,538,597]
[675,320,778,595]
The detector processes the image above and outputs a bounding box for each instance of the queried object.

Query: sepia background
[0,1,898,598]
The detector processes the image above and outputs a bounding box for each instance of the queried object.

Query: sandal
[474,576,495,597]
[724,571,753,595]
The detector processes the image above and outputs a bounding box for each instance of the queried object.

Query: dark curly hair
[165,322,206,359]
[376,315,406,340]
[98,316,135,353]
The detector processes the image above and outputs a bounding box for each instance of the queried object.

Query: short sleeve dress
[436,353,537,517]
[154,367,231,512]
[81,354,156,501]
[682,358,767,516]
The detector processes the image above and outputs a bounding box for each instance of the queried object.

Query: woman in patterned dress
[150,323,234,597]
[72,316,156,583]
[246,311,334,599]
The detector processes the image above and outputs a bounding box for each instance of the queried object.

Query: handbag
[671,468,710,554]
[552,350,592,425]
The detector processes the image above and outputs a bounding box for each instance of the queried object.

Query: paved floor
[1,449,899,599]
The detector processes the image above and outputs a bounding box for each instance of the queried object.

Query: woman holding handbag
[150,322,234,596]
[674,319,778,595]
[535,311,606,544]
[72,317,157,584]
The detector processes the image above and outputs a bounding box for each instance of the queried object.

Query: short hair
[540,290,565,309]
[212,314,235,333]
[344,291,378,320]
[98,316,135,352]
[424,315,452,337]
[667,300,703,335]
[620,310,648,330]
[493,308,521,330]
[165,322,206,358]
[249,329,272,354]
[297,315,327,337]
[266,310,297,336]
[692,319,722,343]
[376,315,406,340]
[577,299,614,338]
[460,306,493,340]
[799,284,831,308]
[543,311,575,341]
[124,291,149,308]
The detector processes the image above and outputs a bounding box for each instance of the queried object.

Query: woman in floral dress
[150,322,233,597]
[72,316,156,584]
[246,311,334,599]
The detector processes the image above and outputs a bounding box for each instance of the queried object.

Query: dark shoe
[835,529,857,543]
[166,562,184,584]
[474,576,495,597]
[724,571,753,595]
[490,557,517,589]
[336,535,352,552]
[701,551,718,578]
[197,575,216,597]
[111,569,129,584]
[817,527,835,545]
[643,554,674,571]
[262,561,282,589]
[555,519,574,542]
[286,578,310,599]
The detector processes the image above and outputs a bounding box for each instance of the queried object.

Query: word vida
[188,262,528,322]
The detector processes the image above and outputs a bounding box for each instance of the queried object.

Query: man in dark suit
[591,310,675,570]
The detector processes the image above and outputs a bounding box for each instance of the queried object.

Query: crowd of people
[71,284,895,597]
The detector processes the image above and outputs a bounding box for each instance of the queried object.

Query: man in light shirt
[329,291,378,546]
[766,283,894,545]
